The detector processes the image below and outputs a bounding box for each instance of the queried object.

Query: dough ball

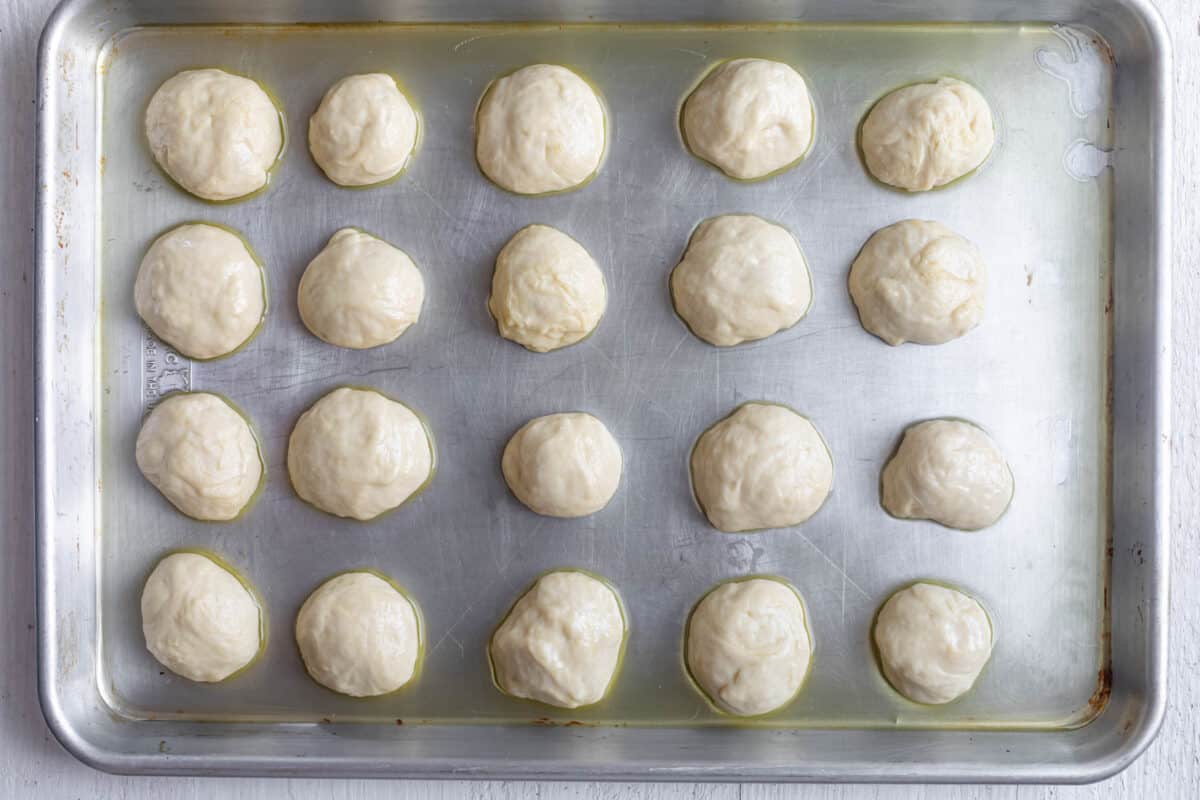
[488,224,607,352]
[141,552,261,682]
[298,228,425,349]
[682,58,814,180]
[873,582,993,704]
[691,402,832,533]
[135,392,263,521]
[287,387,434,521]
[671,214,812,347]
[860,78,994,192]
[686,578,812,716]
[490,570,625,708]
[295,571,422,697]
[134,223,266,359]
[308,73,419,187]
[881,419,1013,531]
[475,64,606,194]
[501,412,622,518]
[145,68,283,201]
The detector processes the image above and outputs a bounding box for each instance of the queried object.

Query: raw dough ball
[295,571,422,697]
[691,402,832,533]
[501,412,622,518]
[860,78,994,192]
[475,64,606,195]
[135,392,263,521]
[490,570,625,708]
[298,228,425,349]
[145,68,283,201]
[881,419,1013,531]
[141,552,261,682]
[287,387,434,520]
[134,223,266,359]
[671,214,812,347]
[682,58,815,180]
[308,73,419,187]
[873,582,993,704]
[686,578,812,716]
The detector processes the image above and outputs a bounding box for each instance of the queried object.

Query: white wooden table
[2,1,1195,796]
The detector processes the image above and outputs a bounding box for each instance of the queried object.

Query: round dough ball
[881,419,1013,531]
[135,392,263,521]
[501,412,622,518]
[490,570,625,708]
[671,214,812,347]
[298,228,425,349]
[873,581,993,704]
[475,64,606,195]
[145,68,283,201]
[691,402,832,533]
[308,73,419,187]
[296,571,422,697]
[141,552,261,682]
[488,224,607,352]
[682,58,815,180]
[134,223,266,360]
[686,578,812,716]
[860,78,994,192]
[287,387,434,521]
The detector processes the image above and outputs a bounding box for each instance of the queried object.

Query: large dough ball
[501,412,622,518]
[308,73,419,187]
[145,68,283,201]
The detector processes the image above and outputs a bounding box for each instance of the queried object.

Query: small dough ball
[135,392,263,521]
[501,412,622,518]
[287,387,434,520]
[882,419,1013,531]
[860,78,994,192]
[488,224,607,352]
[873,582,993,704]
[134,223,266,359]
[308,73,419,187]
[849,219,985,346]
[671,215,812,347]
[490,570,625,708]
[691,402,832,533]
[295,571,422,697]
[145,68,283,201]
[475,64,606,195]
[686,578,812,716]
[298,228,425,349]
[141,552,261,682]
[682,58,815,180]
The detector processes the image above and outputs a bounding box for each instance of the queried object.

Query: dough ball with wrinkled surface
[308,73,418,187]
[502,412,622,518]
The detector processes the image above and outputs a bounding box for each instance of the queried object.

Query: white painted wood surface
[1,0,1194,795]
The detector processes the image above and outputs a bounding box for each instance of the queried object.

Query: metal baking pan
[36,0,1171,783]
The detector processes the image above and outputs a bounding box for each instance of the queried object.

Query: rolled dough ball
[881,419,1013,531]
[873,581,993,704]
[682,58,815,180]
[135,392,263,521]
[308,73,419,187]
[686,578,812,716]
[141,551,261,682]
[490,570,625,708]
[501,412,622,518]
[145,68,283,201]
[295,571,422,697]
[475,64,606,194]
[671,214,812,347]
[860,78,994,192]
[298,228,425,349]
[287,387,434,521]
[134,223,266,360]
[848,219,986,346]
[691,402,833,533]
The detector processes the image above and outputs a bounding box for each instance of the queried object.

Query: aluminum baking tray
[36,0,1171,783]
